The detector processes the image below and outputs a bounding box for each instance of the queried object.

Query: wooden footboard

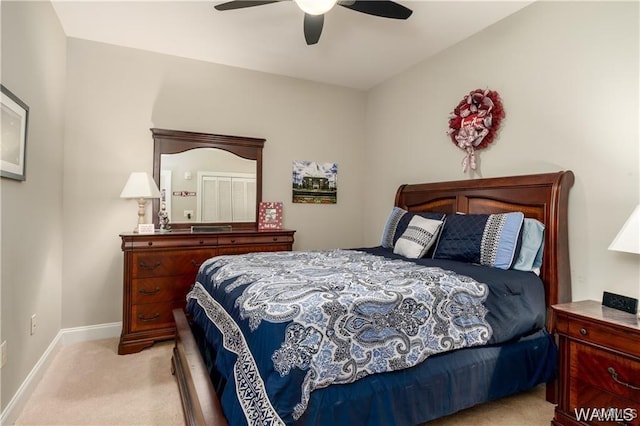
[172,308,227,426]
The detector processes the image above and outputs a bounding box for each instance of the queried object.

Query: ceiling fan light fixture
[294,0,338,15]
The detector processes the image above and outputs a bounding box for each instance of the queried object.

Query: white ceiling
[51,0,533,90]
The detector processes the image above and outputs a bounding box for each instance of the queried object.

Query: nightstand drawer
[132,249,216,278]
[132,276,195,304]
[570,341,640,403]
[566,318,640,358]
[569,380,640,426]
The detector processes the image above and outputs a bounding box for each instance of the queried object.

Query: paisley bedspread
[186,249,525,425]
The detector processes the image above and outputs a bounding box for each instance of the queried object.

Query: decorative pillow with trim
[512,218,545,275]
[432,212,525,269]
[393,216,444,259]
[381,207,446,249]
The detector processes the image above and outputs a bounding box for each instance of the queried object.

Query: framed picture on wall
[1,85,29,181]
[258,201,283,230]
[292,160,337,204]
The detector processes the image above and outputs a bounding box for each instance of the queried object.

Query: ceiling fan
[214,0,413,45]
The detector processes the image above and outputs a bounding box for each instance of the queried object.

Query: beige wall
[0,1,66,411]
[364,1,639,303]
[61,39,367,328]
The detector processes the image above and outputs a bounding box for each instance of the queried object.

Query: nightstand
[551,300,640,425]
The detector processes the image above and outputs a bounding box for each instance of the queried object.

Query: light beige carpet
[14,337,554,425]
[15,338,183,426]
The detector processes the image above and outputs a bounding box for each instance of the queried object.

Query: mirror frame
[151,128,265,230]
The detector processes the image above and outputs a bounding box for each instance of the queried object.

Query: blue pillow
[381,207,446,249]
[432,212,525,269]
[512,218,545,274]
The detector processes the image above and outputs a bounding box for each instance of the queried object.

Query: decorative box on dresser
[551,300,640,425]
[118,228,295,355]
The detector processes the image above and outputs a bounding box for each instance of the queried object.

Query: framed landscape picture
[1,85,29,181]
[292,161,337,204]
[258,201,283,230]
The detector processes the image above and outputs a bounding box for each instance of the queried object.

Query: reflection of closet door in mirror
[197,172,256,222]
[232,177,256,222]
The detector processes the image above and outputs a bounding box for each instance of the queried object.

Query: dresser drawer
[132,276,195,304]
[119,229,295,354]
[570,341,640,403]
[126,236,218,249]
[218,243,292,256]
[563,317,640,358]
[132,249,216,278]
[218,234,294,246]
[131,301,185,332]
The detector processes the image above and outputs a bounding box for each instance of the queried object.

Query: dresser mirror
[151,128,264,230]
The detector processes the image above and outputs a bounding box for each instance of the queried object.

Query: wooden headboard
[394,171,575,309]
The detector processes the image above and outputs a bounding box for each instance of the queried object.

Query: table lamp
[608,204,640,317]
[120,172,161,232]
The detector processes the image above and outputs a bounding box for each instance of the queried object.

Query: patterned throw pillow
[381,207,446,249]
[393,216,444,259]
[432,212,525,269]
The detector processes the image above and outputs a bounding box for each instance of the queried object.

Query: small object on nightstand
[602,291,638,315]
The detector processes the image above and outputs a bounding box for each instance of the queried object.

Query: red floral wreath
[447,89,505,172]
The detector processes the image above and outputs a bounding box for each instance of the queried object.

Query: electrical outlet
[1,341,7,368]
[30,314,37,335]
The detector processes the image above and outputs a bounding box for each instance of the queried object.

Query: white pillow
[393,216,443,259]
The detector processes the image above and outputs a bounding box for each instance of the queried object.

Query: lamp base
[133,198,148,232]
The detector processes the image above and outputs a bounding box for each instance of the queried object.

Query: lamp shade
[120,172,161,199]
[608,204,640,254]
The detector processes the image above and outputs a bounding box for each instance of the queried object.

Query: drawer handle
[138,287,161,296]
[273,237,278,241]
[139,261,161,271]
[137,313,160,322]
[579,328,587,335]
[607,367,640,391]
[230,239,236,243]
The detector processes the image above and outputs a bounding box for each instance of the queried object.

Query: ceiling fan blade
[303,13,324,45]
[214,1,281,11]
[339,1,412,19]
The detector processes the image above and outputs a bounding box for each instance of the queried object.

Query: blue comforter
[186,247,546,425]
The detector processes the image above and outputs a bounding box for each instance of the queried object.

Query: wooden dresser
[118,228,295,355]
[551,300,640,425]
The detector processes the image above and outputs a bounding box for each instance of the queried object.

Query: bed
[171,170,575,426]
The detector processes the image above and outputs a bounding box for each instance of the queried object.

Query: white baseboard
[0,322,122,425]
[60,321,121,345]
